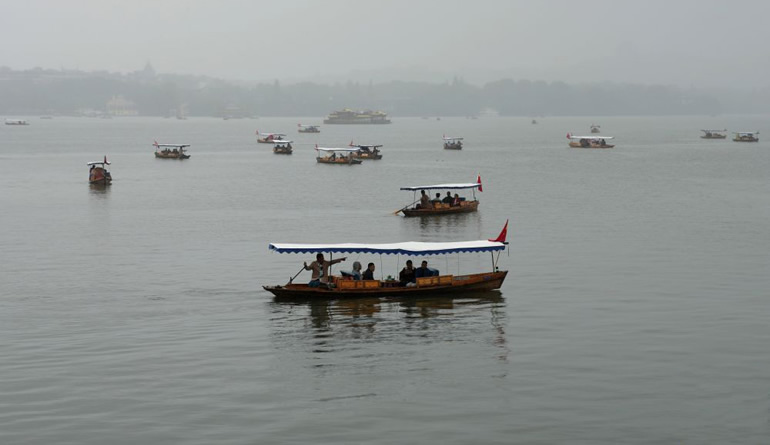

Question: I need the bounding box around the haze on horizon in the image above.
[2,0,768,89]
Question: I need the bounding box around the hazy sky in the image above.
[2,0,768,87]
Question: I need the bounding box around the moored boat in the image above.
[396,178,482,217]
[297,124,320,133]
[701,129,727,139]
[567,134,615,148]
[443,136,463,150]
[273,140,293,154]
[88,156,112,185]
[349,142,383,160]
[153,141,191,159]
[315,146,363,165]
[733,131,759,142]
[263,222,510,300]
[256,131,287,143]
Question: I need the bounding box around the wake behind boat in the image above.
[153,142,191,159]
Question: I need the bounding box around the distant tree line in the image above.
[0,66,766,117]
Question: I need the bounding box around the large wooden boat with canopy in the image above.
[733,131,759,142]
[263,222,509,300]
[443,136,463,150]
[256,131,286,144]
[315,146,363,165]
[153,142,191,159]
[349,142,383,160]
[397,179,481,217]
[88,156,112,185]
[567,134,615,149]
[701,129,727,139]
[297,123,320,133]
[273,140,293,154]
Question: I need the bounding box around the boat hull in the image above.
[401,201,478,217]
[443,143,463,150]
[316,157,362,165]
[353,153,382,160]
[733,138,759,142]
[264,271,507,300]
[701,135,727,139]
[298,129,320,133]
[569,142,614,149]
[273,147,293,154]
[155,151,190,159]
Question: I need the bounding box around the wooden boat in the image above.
[315,146,363,165]
[590,124,601,133]
[567,135,615,149]
[733,131,759,142]
[397,179,481,217]
[273,140,293,154]
[349,142,383,160]
[153,142,191,159]
[5,119,29,125]
[256,130,287,143]
[701,129,727,139]
[263,222,509,300]
[443,136,463,150]
[88,156,112,185]
[297,124,320,133]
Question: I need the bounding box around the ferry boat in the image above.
[590,124,601,133]
[262,222,509,300]
[315,146,362,165]
[323,108,391,125]
[273,140,293,155]
[88,157,112,185]
[5,119,29,125]
[256,131,286,143]
[701,129,727,139]
[396,179,481,217]
[567,134,615,149]
[733,131,759,142]
[443,136,464,150]
[349,142,383,160]
[153,142,191,159]
[297,124,320,133]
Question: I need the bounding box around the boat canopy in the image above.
[443,137,464,141]
[87,161,110,166]
[351,144,382,149]
[701,129,726,133]
[400,183,480,191]
[298,124,318,128]
[154,143,190,148]
[569,136,614,140]
[734,131,759,135]
[274,140,293,145]
[315,147,361,152]
[257,132,286,136]
[269,240,506,256]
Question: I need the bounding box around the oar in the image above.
[288,265,305,284]
[393,199,420,215]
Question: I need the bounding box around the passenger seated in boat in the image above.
[340,261,362,280]
[399,260,416,287]
[431,193,442,205]
[452,193,461,206]
[416,190,431,210]
[415,260,438,278]
[442,192,453,204]
[304,253,347,287]
[580,138,590,147]
[362,262,375,280]
[600,139,606,146]
[329,152,336,160]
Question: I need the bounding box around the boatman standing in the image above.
[304,253,346,287]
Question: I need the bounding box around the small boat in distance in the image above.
[397,179,482,217]
[315,146,363,165]
[5,119,29,125]
[591,124,601,133]
[733,131,759,142]
[256,131,286,143]
[701,129,727,139]
[349,142,383,160]
[273,140,293,155]
[153,142,191,159]
[88,156,112,185]
[262,221,509,300]
[532,119,537,124]
[297,124,320,133]
[567,134,615,149]
[443,136,463,150]
[324,108,391,125]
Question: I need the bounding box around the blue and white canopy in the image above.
[701,129,726,133]
[273,140,293,145]
[269,240,505,256]
[443,136,464,141]
[315,147,361,152]
[734,131,759,135]
[400,183,480,191]
[569,136,614,140]
[153,143,190,148]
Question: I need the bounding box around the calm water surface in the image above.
[1,116,768,444]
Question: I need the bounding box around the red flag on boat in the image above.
[477,174,483,192]
[153,140,158,147]
[489,219,509,243]
[566,132,571,139]
[103,155,107,163]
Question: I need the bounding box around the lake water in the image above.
[1,115,768,444]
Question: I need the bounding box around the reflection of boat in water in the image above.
[590,124,600,133]
[256,131,287,143]
[567,134,615,149]
[397,179,482,217]
[443,136,463,150]
[314,146,363,165]
[297,123,320,133]
[733,131,759,142]
[153,141,191,159]
[88,156,112,185]
[273,140,293,154]
[349,142,383,160]
[701,129,727,139]
[263,222,509,300]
